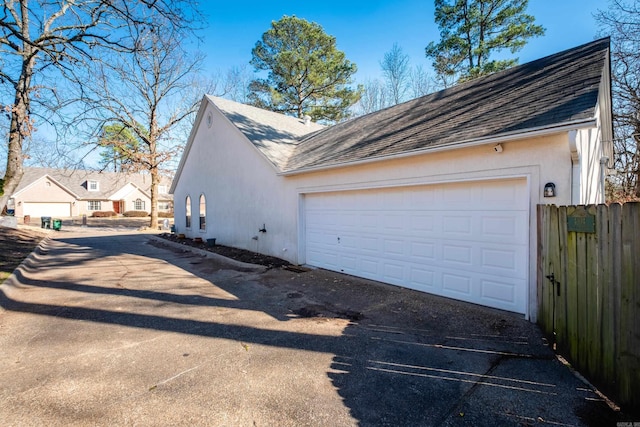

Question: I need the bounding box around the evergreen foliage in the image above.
[425,0,545,84]
[249,16,360,123]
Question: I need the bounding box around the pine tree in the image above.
[425,0,545,84]
[249,16,360,123]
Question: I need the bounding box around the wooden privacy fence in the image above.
[537,202,640,410]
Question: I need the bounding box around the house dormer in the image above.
[87,180,99,191]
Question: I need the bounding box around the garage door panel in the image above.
[360,213,378,228]
[23,202,71,217]
[307,230,334,246]
[442,244,473,265]
[480,213,528,243]
[410,213,435,232]
[409,268,436,290]
[382,213,405,230]
[442,215,472,236]
[442,273,472,296]
[480,182,529,210]
[360,258,380,276]
[359,236,381,253]
[481,279,518,304]
[304,178,529,314]
[383,262,405,282]
[409,241,436,261]
[307,249,339,269]
[480,246,526,276]
[383,238,405,256]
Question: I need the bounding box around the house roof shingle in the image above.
[209,95,325,170]
[13,167,172,200]
[282,37,610,172]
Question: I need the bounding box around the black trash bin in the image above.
[41,216,51,229]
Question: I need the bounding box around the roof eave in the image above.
[169,95,209,194]
[278,118,597,177]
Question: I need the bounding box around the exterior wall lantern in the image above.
[544,182,556,197]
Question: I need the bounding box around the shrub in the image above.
[158,212,173,218]
[123,210,149,217]
[91,211,117,218]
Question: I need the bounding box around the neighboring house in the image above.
[171,38,613,320]
[9,167,173,218]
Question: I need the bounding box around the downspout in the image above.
[600,156,609,203]
[568,130,580,205]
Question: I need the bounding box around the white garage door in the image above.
[304,178,529,314]
[23,202,72,218]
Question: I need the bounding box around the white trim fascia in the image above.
[12,174,80,199]
[279,118,597,177]
[170,96,209,194]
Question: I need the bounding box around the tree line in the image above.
[1,0,638,226]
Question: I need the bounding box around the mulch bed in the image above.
[158,233,291,269]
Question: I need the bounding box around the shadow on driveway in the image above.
[0,232,619,426]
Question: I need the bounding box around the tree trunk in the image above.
[150,166,159,230]
[0,127,25,213]
[1,56,34,213]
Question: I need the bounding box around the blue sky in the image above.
[199,0,609,82]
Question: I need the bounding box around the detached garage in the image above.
[171,39,613,321]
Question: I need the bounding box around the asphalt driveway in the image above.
[0,229,616,426]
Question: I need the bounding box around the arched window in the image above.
[185,196,191,228]
[199,194,206,230]
[134,198,145,210]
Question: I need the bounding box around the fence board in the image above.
[585,205,600,378]
[597,203,615,393]
[556,205,569,352]
[565,206,580,363]
[537,205,552,335]
[537,202,639,410]
[630,203,640,408]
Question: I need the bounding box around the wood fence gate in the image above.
[537,203,639,410]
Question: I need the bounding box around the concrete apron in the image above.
[0,229,615,426]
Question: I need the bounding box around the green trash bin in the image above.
[52,218,62,231]
[41,216,51,229]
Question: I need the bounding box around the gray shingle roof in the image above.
[13,167,172,200]
[283,38,610,172]
[209,95,325,170]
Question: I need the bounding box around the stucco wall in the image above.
[122,188,152,213]
[12,177,77,217]
[173,102,291,260]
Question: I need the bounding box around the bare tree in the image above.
[353,79,388,116]
[408,65,434,98]
[0,0,199,212]
[380,43,411,105]
[353,52,434,117]
[596,0,640,201]
[80,19,203,228]
[221,65,253,103]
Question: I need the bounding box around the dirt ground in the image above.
[158,233,291,268]
[0,226,48,283]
